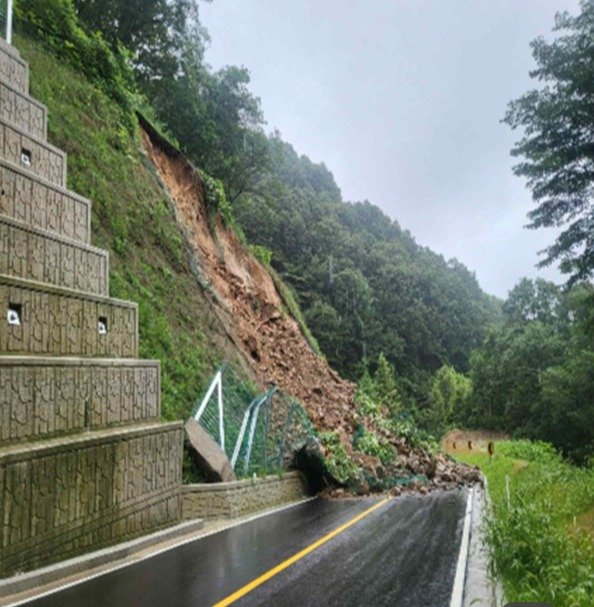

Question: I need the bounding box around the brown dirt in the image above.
[442,428,509,455]
[141,127,479,492]
[574,507,594,540]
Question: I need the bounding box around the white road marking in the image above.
[450,486,474,607]
[3,497,316,607]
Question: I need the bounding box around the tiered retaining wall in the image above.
[0,37,182,578]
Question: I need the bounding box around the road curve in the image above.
[18,489,467,607]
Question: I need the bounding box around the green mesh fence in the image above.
[0,2,6,41]
[192,364,317,478]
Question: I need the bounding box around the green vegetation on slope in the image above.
[457,440,594,606]
[17,34,251,421]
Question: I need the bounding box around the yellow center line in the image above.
[212,496,391,607]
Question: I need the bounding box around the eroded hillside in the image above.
[141,122,478,492]
[141,125,358,432]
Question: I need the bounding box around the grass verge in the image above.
[456,440,594,606]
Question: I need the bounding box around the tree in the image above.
[370,354,402,415]
[467,278,594,462]
[540,350,594,463]
[428,365,471,435]
[504,1,594,282]
[73,0,203,85]
[503,278,564,325]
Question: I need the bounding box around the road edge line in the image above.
[449,485,474,607]
[1,497,316,607]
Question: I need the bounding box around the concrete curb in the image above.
[0,519,204,600]
[459,481,505,607]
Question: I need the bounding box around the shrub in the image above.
[319,431,359,485]
[353,427,396,466]
[250,244,273,266]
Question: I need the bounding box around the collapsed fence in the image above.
[191,363,317,477]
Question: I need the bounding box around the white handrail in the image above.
[194,370,222,423]
[217,373,224,451]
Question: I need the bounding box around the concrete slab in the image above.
[185,418,236,482]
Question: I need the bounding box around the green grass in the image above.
[268,266,322,357]
[457,440,594,606]
[17,34,253,421]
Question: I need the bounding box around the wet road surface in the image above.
[19,489,467,607]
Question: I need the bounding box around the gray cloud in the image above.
[200,0,580,297]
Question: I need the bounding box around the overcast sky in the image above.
[200,0,581,298]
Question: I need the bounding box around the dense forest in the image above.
[15,0,594,462]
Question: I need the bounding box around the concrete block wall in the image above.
[0,358,161,441]
[0,43,183,578]
[0,159,91,244]
[0,118,66,187]
[0,277,137,357]
[0,79,47,140]
[0,216,108,294]
[0,424,182,574]
[182,472,309,521]
[0,40,28,95]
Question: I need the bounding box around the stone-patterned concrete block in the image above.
[0,217,108,295]
[0,423,183,577]
[0,119,66,187]
[182,472,309,521]
[0,41,28,96]
[0,358,161,443]
[0,81,46,140]
[0,159,90,244]
[0,276,137,357]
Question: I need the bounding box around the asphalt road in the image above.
[20,489,467,607]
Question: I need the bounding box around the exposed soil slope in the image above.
[141,124,478,492]
[141,128,357,431]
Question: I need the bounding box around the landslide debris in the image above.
[141,121,478,493]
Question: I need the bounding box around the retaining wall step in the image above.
[0,275,137,358]
[0,78,46,140]
[0,40,28,95]
[0,216,108,295]
[0,117,66,187]
[0,421,183,578]
[0,158,90,245]
[0,356,161,444]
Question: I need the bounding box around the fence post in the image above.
[6,0,13,45]
[217,374,224,451]
[193,370,222,423]
[243,387,277,475]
